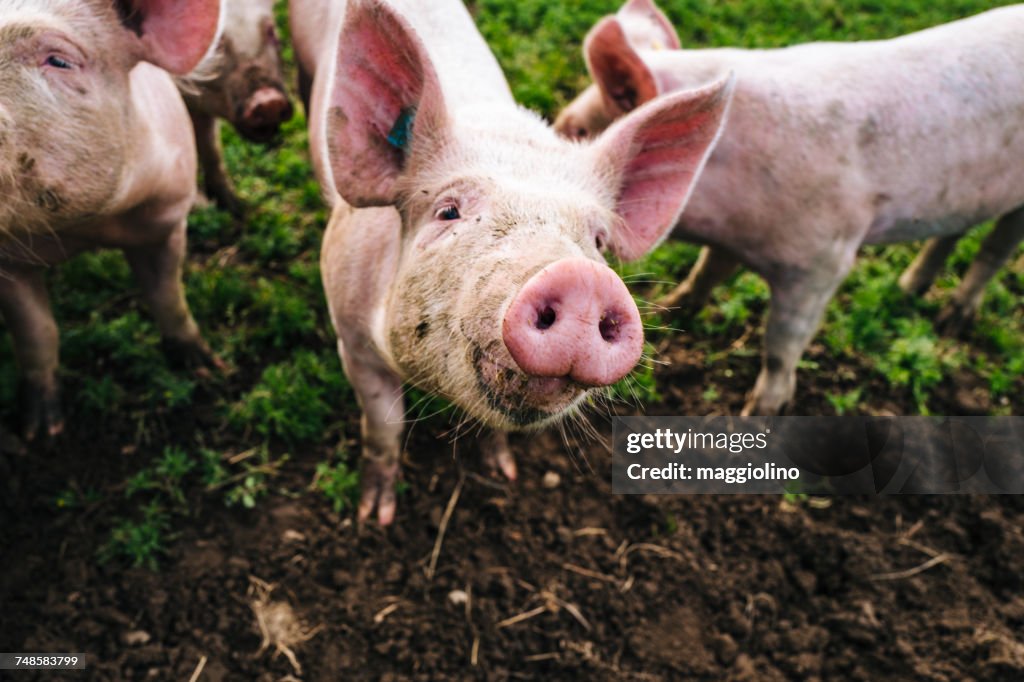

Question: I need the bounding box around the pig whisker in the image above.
[619,271,658,282]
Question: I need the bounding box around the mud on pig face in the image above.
[0,0,220,234]
[327,0,733,430]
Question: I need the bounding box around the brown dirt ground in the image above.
[2,335,1024,681]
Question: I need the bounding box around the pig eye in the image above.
[266,24,280,46]
[436,205,461,221]
[45,55,73,70]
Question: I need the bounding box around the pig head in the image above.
[180,0,292,142]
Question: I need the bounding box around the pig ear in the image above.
[326,0,449,207]
[585,17,659,116]
[618,0,682,51]
[115,0,222,75]
[590,73,735,261]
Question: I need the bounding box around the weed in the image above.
[99,499,171,570]
[312,454,361,514]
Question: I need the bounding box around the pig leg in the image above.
[191,110,243,217]
[0,270,63,441]
[123,222,223,373]
[898,235,959,295]
[936,207,1024,335]
[658,246,739,312]
[339,341,405,526]
[479,430,517,481]
[742,256,855,416]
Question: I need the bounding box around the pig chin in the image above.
[471,344,588,430]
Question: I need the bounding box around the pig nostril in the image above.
[536,306,556,330]
[599,311,622,343]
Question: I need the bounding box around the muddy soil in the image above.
[2,339,1023,681]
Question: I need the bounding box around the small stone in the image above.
[542,471,561,489]
[121,630,151,646]
[448,590,469,606]
[282,529,306,543]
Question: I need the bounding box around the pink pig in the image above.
[556,0,1024,415]
[0,0,224,441]
[289,0,734,523]
[178,0,294,215]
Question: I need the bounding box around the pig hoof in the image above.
[19,382,64,444]
[741,395,787,417]
[935,304,972,337]
[162,337,228,376]
[358,459,400,526]
[481,440,517,481]
[207,186,246,218]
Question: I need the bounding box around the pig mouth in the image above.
[472,346,587,429]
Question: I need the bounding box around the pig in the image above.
[178,0,294,215]
[555,0,1024,416]
[289,0,734,523]
[0,0,224,441]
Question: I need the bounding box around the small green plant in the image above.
[312,455,360,514]
[826,387,863,415]
[225,474,268,509]
[702,384,721,403]
[99,499,171,570]
[229,350,349,443]
[782,479,809,506]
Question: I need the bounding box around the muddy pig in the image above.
[178,0,293,215]
[289,0,734,523]
[556,0,1024,416]
[0,0,224,441]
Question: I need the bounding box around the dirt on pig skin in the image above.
[2,401,1024,681]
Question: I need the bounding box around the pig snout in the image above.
[502,257,643,387]
[237,87,293,141]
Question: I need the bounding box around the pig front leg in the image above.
[0,269,63,441]
[742,256,854,416]
[338,341,405,526]
[658,246,739,312]
[124,222,223,374]
[936,207,1024,335]
[898,235,959,296]
[191,110,244,217]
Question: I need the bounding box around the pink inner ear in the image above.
[133,0,221,74]
[585,17,659,114]
[327,0,446,207]
[598,75,735,261]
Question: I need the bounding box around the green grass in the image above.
[3,0,1022,564]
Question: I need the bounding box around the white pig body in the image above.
[556,0,1024,415]
[290,0,734,523]
[645,14,1024,259]
[0,0,224,440]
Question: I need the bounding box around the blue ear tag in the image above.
[387,107,417,151]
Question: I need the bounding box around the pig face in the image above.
[0,0,220,236]
[555,0,678,140]
[327,0,732,430]
[184,0,293,142]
